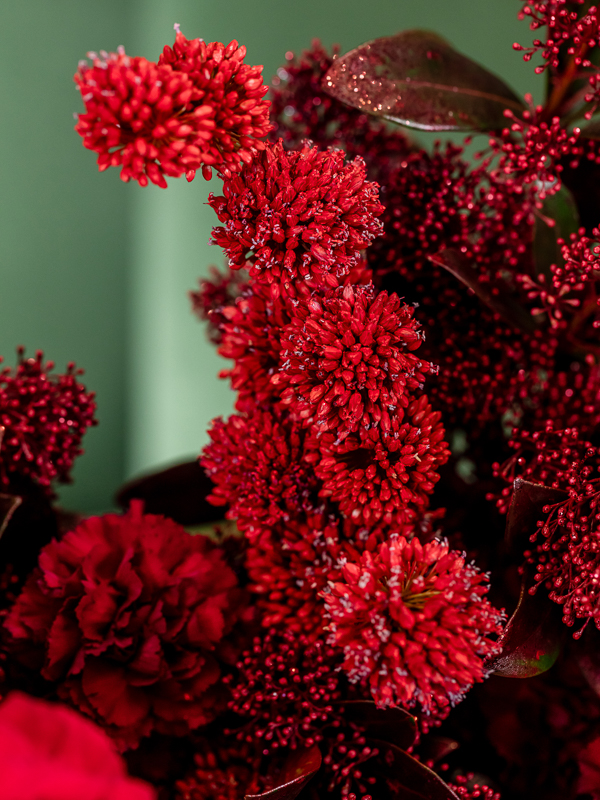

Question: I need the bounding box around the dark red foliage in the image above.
[4,503,247,750]
[209,141,384,294]
[0,349,96,490]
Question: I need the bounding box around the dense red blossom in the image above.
[273,284,433,436]
[4,503,245,749]
[209,141,384,293]
[190,266,247,345]
[513,0,599,72]
[0,692,155,800]
[159,28,271,180]
[216,282,290,412]
[0,349,96,489]
[201,408,317,540]
[323,536,504,716]
[305,394,449,526]
[75,50,217,187]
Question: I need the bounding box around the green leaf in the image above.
[322,29,524,132]
[533,184,580,278]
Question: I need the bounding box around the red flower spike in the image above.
[0,692,155,800]
[305,394,449,527]
[201,407,317,541]
[273,283,434,436]
[209,141,384,293]
[4,503,246,750]
[159,28,271,179]
[75,49,217,187]
[322,536,504,716]
[190,265,247,345]
[0,349,96,489]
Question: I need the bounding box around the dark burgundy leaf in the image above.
[339,700,417,750]
[417,737,460,767]
[580,118,600,141]
[576,626,600,697]
[487,575,563,678]
[245,745,322,800]
[0,494,22,540]
[115,460,221,526]
[533,184,580,278]
[322,30,524,132]
[428,249,538,333]
[372,741,459,800]
[505,478,566,551]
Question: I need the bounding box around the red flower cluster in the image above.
[0,692,155,800]
[0,349,96,489]
[450,775,501,800]
[190,265,246,345]
[75,28,270,187]
[323,536,504,716]
[4,502,245,749]
[273,284,433,436]
[209,140,384,293]
[306,394,449,527]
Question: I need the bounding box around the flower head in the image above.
[305,394,449,526]
[159,28,271,180]
[274,284,433,435]
[4,502,245,749]
[0,692,155,800]
[201,408,317,540]
[190,265,247,345]
[0,349,96,489]
[75,49,216,187]
[323,536,504,715]
[209,141,384,293]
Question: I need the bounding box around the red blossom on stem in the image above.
[159,28,271,181]
[305,394,449,527]
[4,502,246,750]
[209,141,384,293]
[449,775,501,799]
[190,266,247,345]
[0,349,96,489]
[273,284,433,437]
[322,536,504,716]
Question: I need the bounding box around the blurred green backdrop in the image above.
[0,0,542,512]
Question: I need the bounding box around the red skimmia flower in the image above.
[0,692,155,800]
[4,502,246,750]
[209,140,384,293]
[305,393,449,526]
[158,28,271,180]
[273,284,433,436]
[0,349,96,489]
[322,535,504,716]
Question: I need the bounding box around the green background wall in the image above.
[0,1,542,512]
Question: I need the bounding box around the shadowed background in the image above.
[0,0,542,512]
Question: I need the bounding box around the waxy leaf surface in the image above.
[245,745,321,800]
[372,742,459,799]
[505,478,566,551]
[322,30,524,132]
[339,700,417,750]
[429,249,538,333]
[488,575,562,678]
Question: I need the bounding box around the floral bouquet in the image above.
[3,2,600,798]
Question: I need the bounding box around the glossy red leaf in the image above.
[487,575,563,678]
[0,493,22,540]
[372,741,459,800]
[322,30,524,132]
[505,478,566,551]
[339,700,417,751]
[115,460,221,526]
[428,249,538,333]
[245,745,321,800]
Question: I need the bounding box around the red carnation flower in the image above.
[209,140,384,293]
[159,28,271,181]
[323,535,504,716]
[0,349,96,489]
[75,49,217,187]
[273,283,433,435]
[4,502,245,750]
[0,692,154,800]
[201,408,317,540]
[305,394,449,526]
